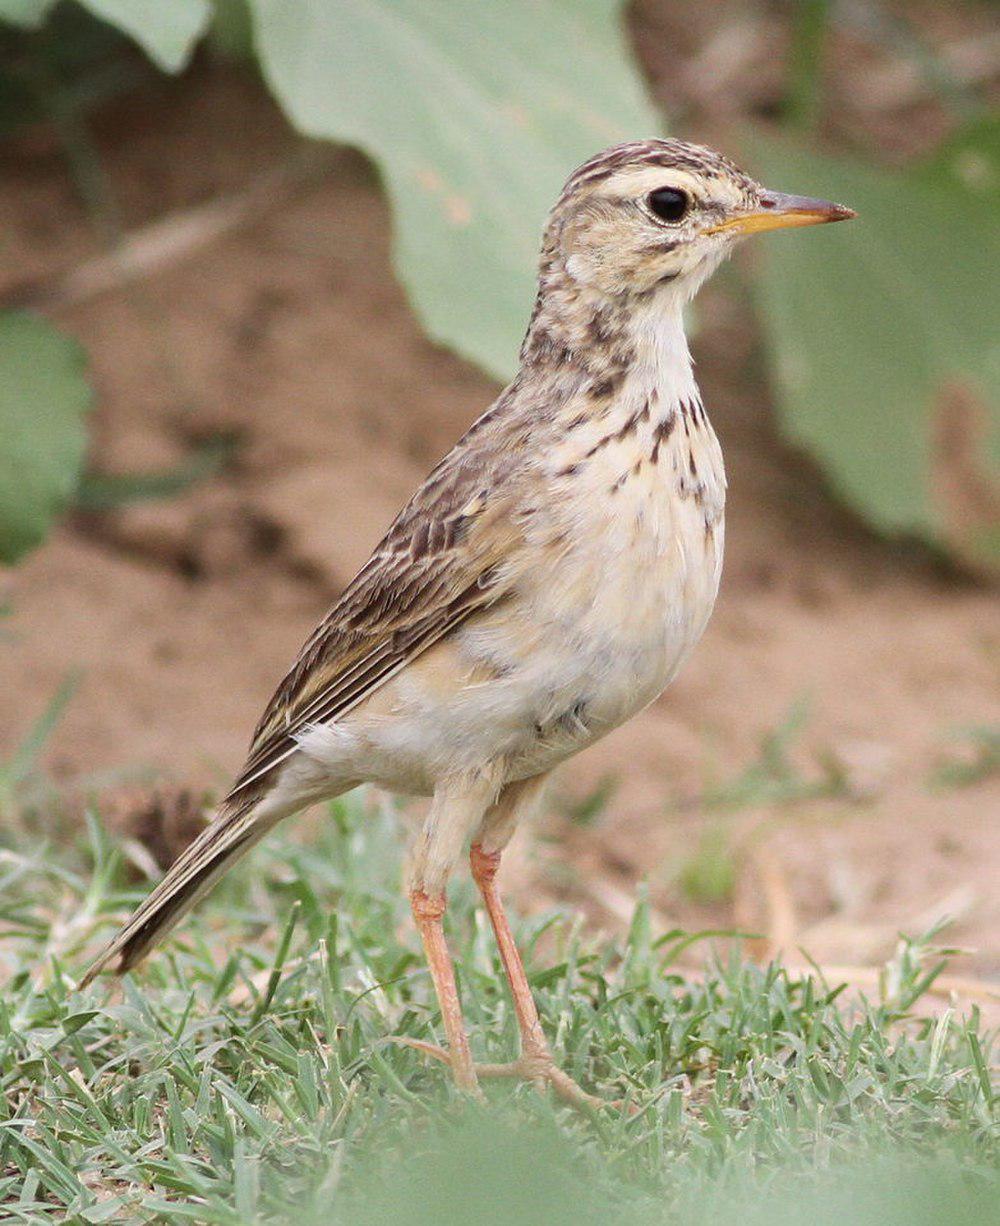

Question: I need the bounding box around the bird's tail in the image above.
[79,795,282,987]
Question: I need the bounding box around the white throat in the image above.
[625,292,701,418]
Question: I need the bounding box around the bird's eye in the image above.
[647,187,690,223]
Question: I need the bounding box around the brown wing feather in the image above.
[227,428,526,799]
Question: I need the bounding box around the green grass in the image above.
[0,791,996,1223]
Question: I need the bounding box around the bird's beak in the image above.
[706,191,856,237]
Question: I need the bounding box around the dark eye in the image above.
[648,187,690,223]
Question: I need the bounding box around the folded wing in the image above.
[228,440,524,800]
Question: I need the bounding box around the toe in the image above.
[389,1036,451,1064]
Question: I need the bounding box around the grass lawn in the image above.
[0,791,996,1223]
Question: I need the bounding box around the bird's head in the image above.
[543,139,855,303]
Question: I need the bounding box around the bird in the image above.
[81,138,854,1107]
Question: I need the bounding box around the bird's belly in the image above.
[297,467,723,794]
[504,483,724,773]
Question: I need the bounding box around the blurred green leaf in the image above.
[0,312,93,563]
[207,0,254,60]
[75,0,211,72]
[0,0,211,71]
[751,124,999,571]
[249,0,660,380]
[0,0,57,28]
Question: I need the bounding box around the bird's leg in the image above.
[395,771,603,1109]
[469,843,548,1062]
[408,886,479,1095]
[468,841,603,1111]
[394,770,503,1097]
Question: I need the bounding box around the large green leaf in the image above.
[0,313,93,564]
[0,0,211,71]
[0,0,57,27]
[750,127,999,571]
[249,0,660,380]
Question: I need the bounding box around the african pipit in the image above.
[83,140,854,1106]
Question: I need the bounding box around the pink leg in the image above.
[469,843,603,1109]
[469,845,548,1059]
[408,887,479,1094]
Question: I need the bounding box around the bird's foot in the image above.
[393,1037,606,1111]
[475,1053,607,1111]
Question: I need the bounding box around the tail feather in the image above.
[80,798,275,987]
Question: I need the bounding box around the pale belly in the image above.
[299,460,725,796]
[495,469,725,780]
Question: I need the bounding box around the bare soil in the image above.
[0,26,997,999]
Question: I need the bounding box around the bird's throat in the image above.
[522,269,697,401]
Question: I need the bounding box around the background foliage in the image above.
[0,313,91,561]
[753,123,1000,571]
[0,0,996,568]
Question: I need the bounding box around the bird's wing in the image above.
[227,441,524,799]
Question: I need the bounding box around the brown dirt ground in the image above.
[1,10,997,1003]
